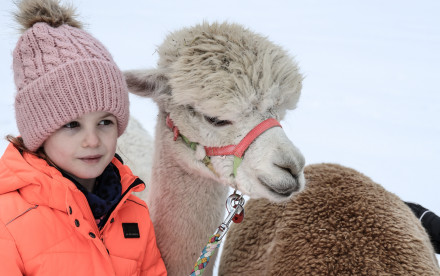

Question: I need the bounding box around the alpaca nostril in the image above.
[258,166,302,198]
[275,164,298,180]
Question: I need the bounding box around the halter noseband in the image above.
[166,114,282,177]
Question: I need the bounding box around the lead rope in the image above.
[189,192,245,276]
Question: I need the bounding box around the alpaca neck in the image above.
[148,113,229,275]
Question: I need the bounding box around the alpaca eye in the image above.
[187,105,196,116]
[204,116,232,127]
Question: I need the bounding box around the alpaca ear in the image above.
[124,69,171,99]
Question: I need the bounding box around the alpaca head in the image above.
[125,22,305,202]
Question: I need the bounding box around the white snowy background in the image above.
[1,0,439,271]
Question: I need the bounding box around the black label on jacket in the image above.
[122,223,140,238]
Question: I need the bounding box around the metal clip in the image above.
[214,192,245,240]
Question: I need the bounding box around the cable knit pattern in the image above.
[13,22,129,151]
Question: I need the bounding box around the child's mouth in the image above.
[79,155,102,163]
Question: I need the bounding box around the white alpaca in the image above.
[117,116,153,201]
[121,22,306,275]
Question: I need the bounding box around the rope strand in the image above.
[190,234,221,276]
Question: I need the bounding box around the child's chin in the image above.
[72,168,104,181]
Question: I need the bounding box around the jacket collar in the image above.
[0,143,145,213]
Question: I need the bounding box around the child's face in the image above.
[44,111,118,184]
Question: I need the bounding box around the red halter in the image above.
[204,118,281,158]
[166,114,282,176]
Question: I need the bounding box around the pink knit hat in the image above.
[13,0,129,152]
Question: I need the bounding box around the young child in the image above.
[0,0,166,275]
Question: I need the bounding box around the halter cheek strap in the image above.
[166,115,181,142]
[205,118,281,176]
[166,114,282,177]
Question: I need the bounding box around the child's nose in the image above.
[82,130,100,148]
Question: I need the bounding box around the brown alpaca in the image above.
[220,163,440,275]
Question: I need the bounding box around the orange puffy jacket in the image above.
[0,143,167,276]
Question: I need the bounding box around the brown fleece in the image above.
[220,163,439,275]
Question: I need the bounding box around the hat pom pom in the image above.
[14,0,83,32]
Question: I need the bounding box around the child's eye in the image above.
[99,119,114,126]
[63,121,80,128]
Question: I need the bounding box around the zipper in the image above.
[6,205,39,226]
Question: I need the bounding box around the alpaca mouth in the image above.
[258,177,298,198]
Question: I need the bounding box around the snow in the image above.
[1,0,439,271]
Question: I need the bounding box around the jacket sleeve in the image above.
[140,218,167,276]
[0,221,24,275]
